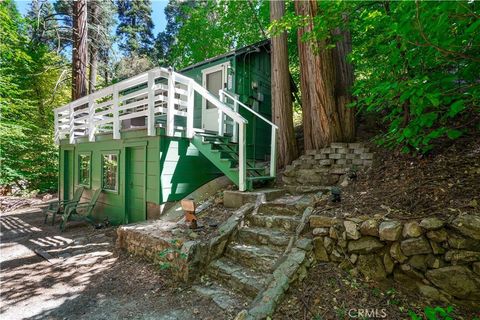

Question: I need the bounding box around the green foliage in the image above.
[165,0,270,69]
[157,240,188,278]
[349,1,480,154]
[116,0,154,56]
[0,0,69,193]
[408,306,454,320]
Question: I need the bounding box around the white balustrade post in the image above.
[69,103,75,144]
[239,123,247,191]
[186,80,194,138]
[147,70,155,136]
[270,127,277,177]
[88,96,95,142]
[167,68,175,136]
[112,84,120,139]
[232,94,239,143]
[218,90,225,136]
[54,109,59,144]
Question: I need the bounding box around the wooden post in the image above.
[147,70,155,136]
[167,69,175,136]
[238,123,246,191]
[270,127,277,177]
[186,80,194,138]
[69,103,75,144]
[112,85,120,139]
[54,109,59,144]
[218,90,225,136]
[232,94,239,143]
[88,96,95,142]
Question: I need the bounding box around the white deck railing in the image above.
[53,66,276,191]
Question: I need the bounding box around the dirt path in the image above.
[0,200,225,320]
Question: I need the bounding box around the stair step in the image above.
[246,176,275,181]
[207,258,268,298]
[211,149,238,154]
[237,227,291,247]
[225,243,281,272]
[193,283,249,312]
[247,214,301,232]
[257,203,301,216]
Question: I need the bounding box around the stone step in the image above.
[225,242,281,272]
[257,203,299,216]
[207,257,268,298]
[247,214,301,233]
[193,283,249,313]
[237,226,291,248]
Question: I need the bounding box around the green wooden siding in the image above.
[58,128,220,225]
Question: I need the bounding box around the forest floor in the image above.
[0,200,225,320]
[313,135,480,220]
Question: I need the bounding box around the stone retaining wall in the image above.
[283,142,374,186]
[309,213,480,307]
[116,203,254,282]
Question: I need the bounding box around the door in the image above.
[126,146,146,223]
[201,63,229,131]
[63,150,74,201]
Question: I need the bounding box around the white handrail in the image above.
[53,66,256,191]
[219,90,278,178]
[220,90,278,129]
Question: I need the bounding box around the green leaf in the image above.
[426,93,440,107]
[448,100,465,117]
[446,129,462,139]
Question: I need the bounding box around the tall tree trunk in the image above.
[72,0,88,100]
[89,1,98,93]
[295,1,355,150]
[270,0,298,168]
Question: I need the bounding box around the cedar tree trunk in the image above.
[72,0,88,100]
[270,0,298,168]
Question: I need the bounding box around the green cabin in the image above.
[54,40,278,225]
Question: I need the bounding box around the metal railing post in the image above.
[167,68,175,136]
[147,70,155,136]
[239,123,246,191]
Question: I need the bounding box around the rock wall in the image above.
[309,213,480,307]
[283,142,373,186]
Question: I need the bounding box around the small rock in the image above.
[324,237,334,253]
[383,252,394,274]
[400,236,432,256]
[473,262,480,275]
[344,221,361,240]
[419,217,444,230]
[310,215,339,228]
[379,221,402,241]
[313,237,329,262]
[426,266,480,300]
[408,255,428,272]
[400,264,424,280]
[357,254,387,281]
[359,219,379,237]
[448,233,480,250]
[189,232,198,239]
[347,236,384,254]
[402,221,423,238]
[426,229,447,242]
[416,283,450,303]
[450,214,480,240]
[445,250,480,263]
[429,240,445,255]
[330,249,343,262]
[350,253,358,264]
[426,255,443,269]
[390,242,408,263]
[312,227,329,236]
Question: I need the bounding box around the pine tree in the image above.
[116,0,154,56]
[26,0,59,50]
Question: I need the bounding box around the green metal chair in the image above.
[60,188,102,232]
[44,186,85,226]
